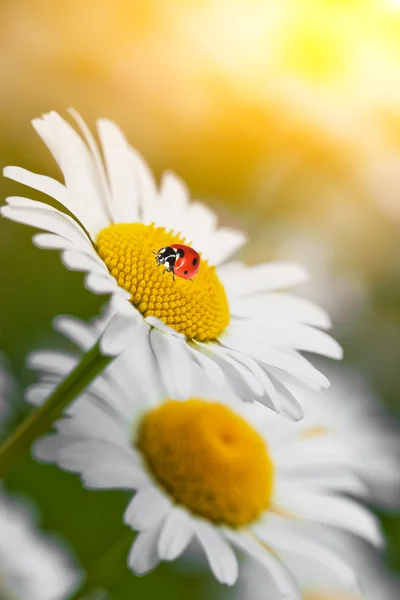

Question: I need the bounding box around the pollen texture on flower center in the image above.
[136,399,274,527]
[97,223,230,341]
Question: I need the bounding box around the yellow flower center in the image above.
[136,399,274,527]
[97,223,230,341]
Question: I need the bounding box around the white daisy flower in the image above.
[2,110,342,419]
[27,314,380,595]
[0,488,79,600]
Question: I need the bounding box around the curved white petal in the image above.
[128,522,163,576]
[219,334,330,390]
[25,382,55,406]
[157,170,189,234]
[253,521,359,594]
[84,272,122,296]
[129,147,158,225]
[99,311,141,357]
[224,528,301,599]
[68,107,111,210]
[227,322,343,360]
[3,166,69,207]
[187,344,226,386]
[123,487,172,531]
[32,233,93,253]
[205,227,247,266]
[194,341,264,396]
[185,200,217,252]
[97,119,140,223]
[1,200,92,246]
[61,249,109,275]
[32,111,110,236]
[273,491,384,547]
[158,508,194,561]
[33,435,70,462]
[229,293,332,329]
[150,329,193,399]
[53,315,98,351]
[222,262,308,297]
[195,521,238,586]
[27,350,77,378]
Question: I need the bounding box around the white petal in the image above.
[194,341,264,396]
[33,111,110,236]
[157,170,189,233]
[32,232,92,253]
[185,201,217,252]
[223,349,283,413]
[84,273,121,295]
[54,441,146,492]
[128,522,163,575]
[130,147,158,225]
[123,487,172,531]
[228,322,343,360]
[25,382,55,406]
[219,334,330,390]
[150,329,192,399]
[99,311,141,356]
[145,316,185,339]
[275,435,359,471]
[1,200,92,246]
[229,293,332,329]
[195,521,238,586]
[68,107,111,209]
[187,344,226,386]
[253,521,359,594]
[82,464,149,490]
[158,508,194,561]
[28,350,77,377]
[97,119,140,223]
[61,249,109,275]
[3,166,69,207]
[276,474,368,497]
[205,227,247,265]
[223,262,308,298]
[33,435,68,462]
[53,315,98,351]
[273,492,384,547]
[32,114,62,167]
[224,529,301,599]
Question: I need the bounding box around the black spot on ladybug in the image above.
[192,258,198,266]
[184,270,188,275]
[176,249,185,258]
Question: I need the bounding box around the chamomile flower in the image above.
[0,489,79,600]
[27,314,379,595]
[2,110,342,419]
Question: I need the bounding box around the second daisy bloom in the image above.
[27,313,379,595]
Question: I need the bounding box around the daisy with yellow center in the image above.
[2,110,342,419]
[28,314,382,593]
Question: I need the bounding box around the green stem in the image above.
[0,343,113,479]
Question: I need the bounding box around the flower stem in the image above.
[0,343,113,479]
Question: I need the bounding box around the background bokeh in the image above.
[1,0,400,598]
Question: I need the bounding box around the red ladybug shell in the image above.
[170,244,200,279]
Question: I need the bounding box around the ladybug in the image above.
[154,244,200,280]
